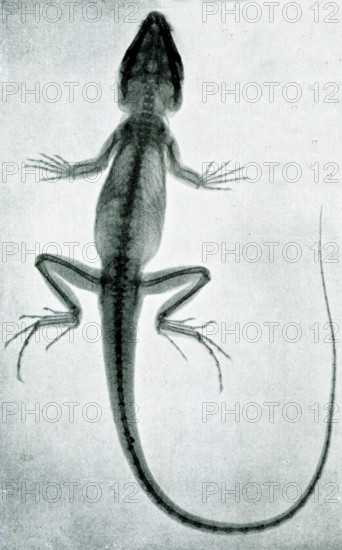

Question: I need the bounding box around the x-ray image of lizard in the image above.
[7,11,336,534]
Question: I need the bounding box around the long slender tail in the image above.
[105,209,336,534]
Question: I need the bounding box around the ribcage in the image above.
[95,143,166,267]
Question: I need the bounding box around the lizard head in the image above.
[119,11,184,114]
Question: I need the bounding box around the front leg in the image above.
[166,137,246,190]
[25,126,122,181]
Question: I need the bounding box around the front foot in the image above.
[199,161,248,190]
[5,307,80,381]
[25,153,72,181]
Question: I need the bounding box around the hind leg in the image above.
[6,253,101,380]
[142,266,230,392]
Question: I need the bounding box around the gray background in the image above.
[1,0,341,548]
